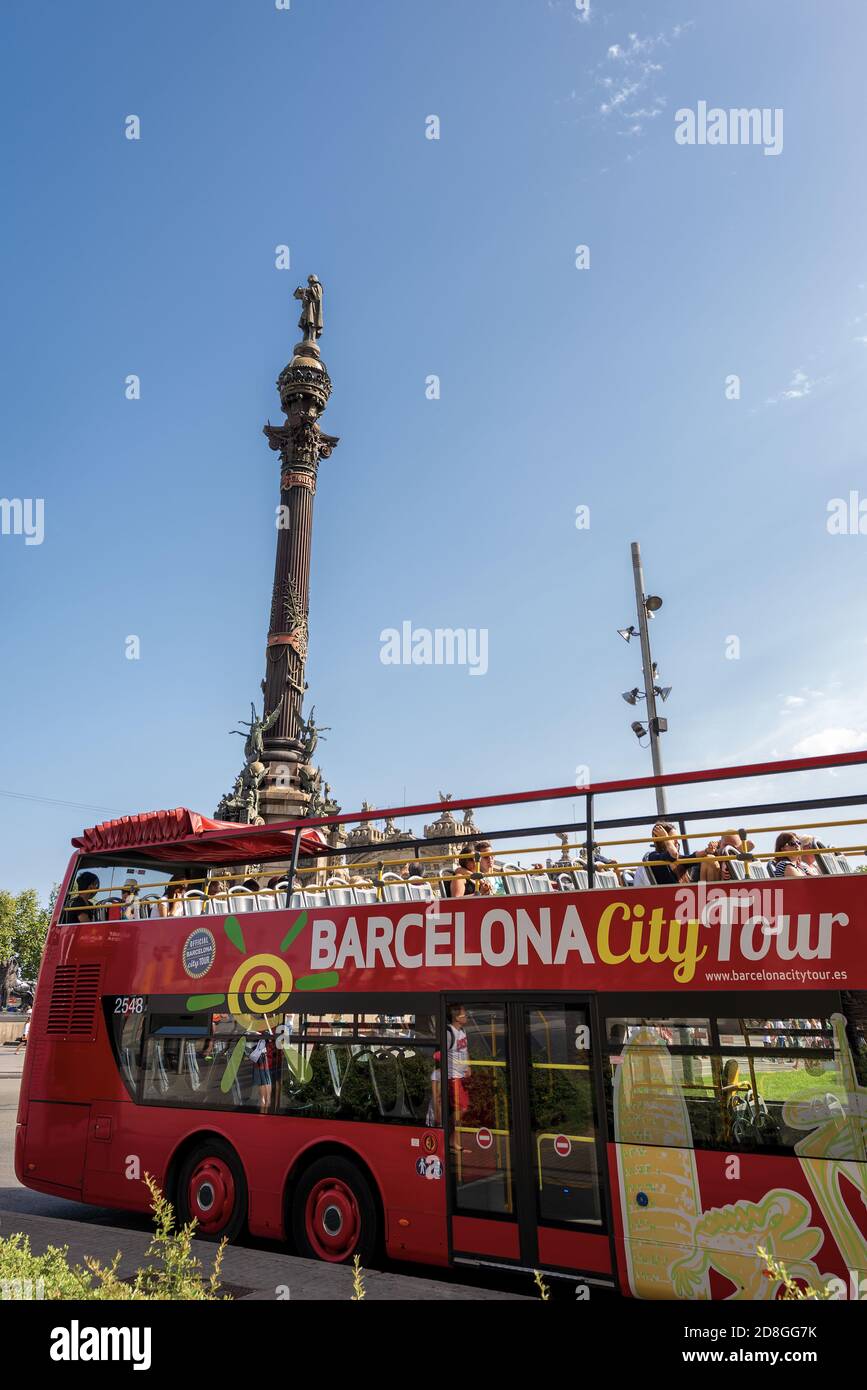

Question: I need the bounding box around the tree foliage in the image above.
[0,886,56,982]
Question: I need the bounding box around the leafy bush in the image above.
[0,1176,226,1301]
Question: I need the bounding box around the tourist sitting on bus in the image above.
[119,878,141,920]
[476,841,504,895]
[158,872,187,917]
[797,837,822,877]
[693,831,755,883]
[448,852,479,898]
[65,871,101,923]
[770,833,805,878]
[645,824,690,886]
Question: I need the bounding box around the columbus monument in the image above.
[216,276,340,825]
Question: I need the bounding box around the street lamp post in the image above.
[630,541,667,816]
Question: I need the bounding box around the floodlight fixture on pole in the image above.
[630,541,668,815]
[617,627,637,643]
[622,688,642,706]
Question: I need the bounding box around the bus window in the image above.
[276,1011,438,1125]
[604,999,867,1155]
[526,1005,601,1225]
[450,1005,513,1218]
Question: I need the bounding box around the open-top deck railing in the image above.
[65,749,867,918]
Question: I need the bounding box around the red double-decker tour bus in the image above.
[16,752,867,1298]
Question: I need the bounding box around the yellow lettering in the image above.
[669,918,707,984]
[647,908,670,963]
[597,902,631,965]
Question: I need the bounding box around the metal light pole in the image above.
[630,541,667,816]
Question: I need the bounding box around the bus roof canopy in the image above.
[71,808,325,865]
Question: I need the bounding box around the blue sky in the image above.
[2,0,867,897]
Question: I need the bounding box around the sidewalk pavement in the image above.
[0,1208,529,1301]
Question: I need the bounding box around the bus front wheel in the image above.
[176,1138,247,1242]
[291,1156,379,1265]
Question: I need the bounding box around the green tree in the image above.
[0,886,55,988]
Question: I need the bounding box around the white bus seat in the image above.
[383,878,410,904]
[228,889,258,915]
[408,878,434,901]
[326,885,354,907]
[182,891,207,917]
[529,873,553,894]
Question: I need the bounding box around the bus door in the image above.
[444,997,613,1282]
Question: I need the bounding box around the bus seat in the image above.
[326,885,354,907]
[228,889,258,915]
[383,877,410,903]
[594,870,619,890]
[182,891,206,917]
[407,878,434,901]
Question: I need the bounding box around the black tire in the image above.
[291,1155,379,1266]
[175,1137,247,1243]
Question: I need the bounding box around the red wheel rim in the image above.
[305,1178,361,1262]
[188,1156,236,1234]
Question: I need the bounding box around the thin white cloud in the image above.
[765,367,823,405]
[792,728,867,757]
[594,23,691,135]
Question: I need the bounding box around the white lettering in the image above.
[553,905,595,965]
[310,920,337,969]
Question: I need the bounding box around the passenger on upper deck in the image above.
[695,830,756,883]
[770,832,805,878]
[119,878,140,921]
[476,841,504,895]
[158,872,187,918]
[644,823,690,886]
[65,871,101,923]
[448,851,479,898]
[797,837,822,877]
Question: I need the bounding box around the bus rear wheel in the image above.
[176,1139,247,1242]
[291,1156,379,1265]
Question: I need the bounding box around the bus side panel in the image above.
[21,1100,90,1194]
[79,1105,449,1265]
[609,1142,862,1299]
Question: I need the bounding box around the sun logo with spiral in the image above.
[186,911,339,1093]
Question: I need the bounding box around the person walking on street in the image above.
[14,1007,32,1054]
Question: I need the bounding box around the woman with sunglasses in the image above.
[772,832,805,878]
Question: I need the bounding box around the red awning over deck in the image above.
[72,808,325,865]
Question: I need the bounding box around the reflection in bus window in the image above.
[449,1005,513,1217]
[526,1005,601,1225]
[605,999,867,1154]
